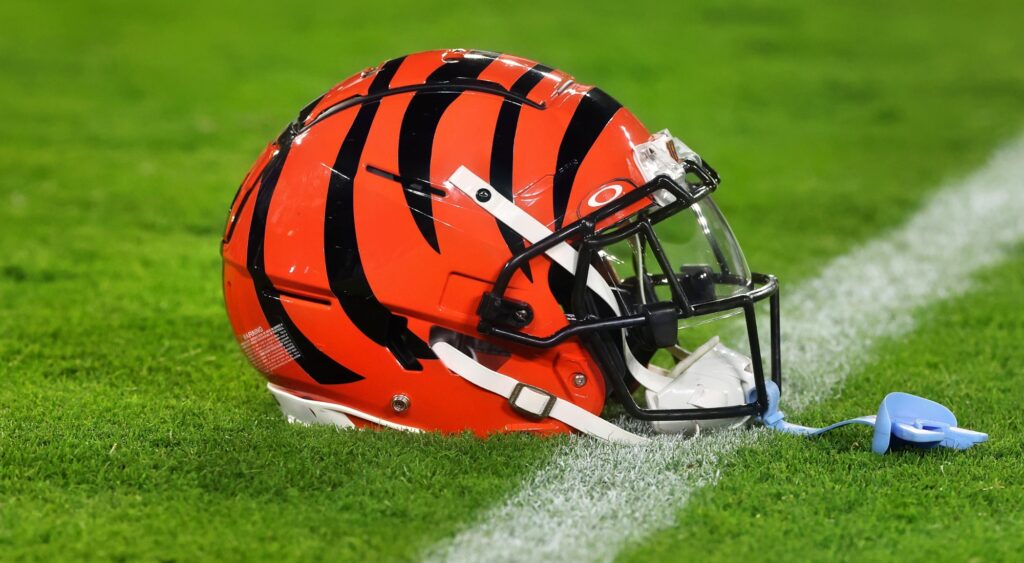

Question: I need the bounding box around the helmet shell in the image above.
[222,49,652,436]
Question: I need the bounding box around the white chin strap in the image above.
[432,342,648,445]
[443,166,753,444]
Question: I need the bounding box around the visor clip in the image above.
[477,292,534,329]
[679,265,716,305]
[639,302,679,348]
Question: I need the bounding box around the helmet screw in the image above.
[442,49,468,62]
[391,394,411,413]
[475,188,491,202]
[513,309,530,323]
[572,373,587,388]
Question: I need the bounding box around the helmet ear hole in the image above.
[428,327,512,372]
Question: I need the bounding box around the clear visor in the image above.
[600,196,752,325]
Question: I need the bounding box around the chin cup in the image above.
[644,337,757,435]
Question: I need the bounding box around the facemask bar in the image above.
[474,171,782,422]
[477,175,709,340]
[585,229,781,421]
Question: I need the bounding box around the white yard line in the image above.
[426,135,1024,563]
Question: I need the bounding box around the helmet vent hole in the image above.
[365,165,447,197]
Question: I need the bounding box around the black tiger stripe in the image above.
[225,180,247,229]
[297,93,326,126]
[547,262,575,316]
[224,150,277,245]
[322,57,436,370]
[245,142,365,385]
[398,52,499,253]
[551,87,622,229]
[489,63,553,282]
[222,178,256,245]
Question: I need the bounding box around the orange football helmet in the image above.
[222,49,780,443]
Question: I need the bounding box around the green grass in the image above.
[2,0,1024,560]
[622,250,1024,562]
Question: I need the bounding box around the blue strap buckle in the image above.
[755,383,988,454]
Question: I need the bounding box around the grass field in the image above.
[2,1,1024,561]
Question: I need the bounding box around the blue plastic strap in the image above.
[754,382,987,454]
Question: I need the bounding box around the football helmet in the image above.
[222,49,780,444]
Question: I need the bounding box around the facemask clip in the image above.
[639,302,679,348]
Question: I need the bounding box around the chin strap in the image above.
[432,342,650,445]
[435,337,987,453]
[755,382,988,454]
